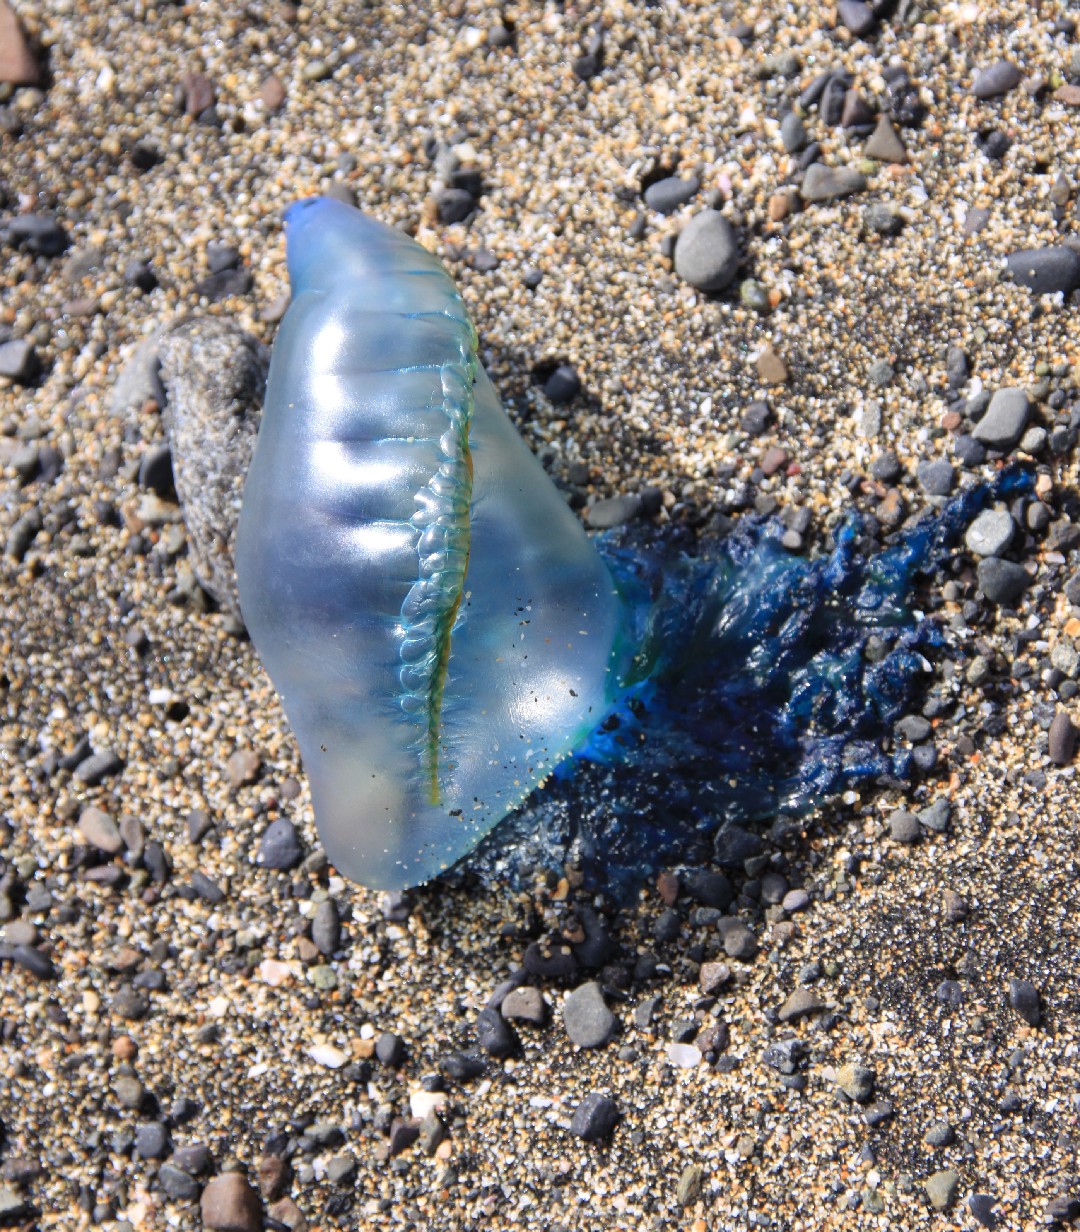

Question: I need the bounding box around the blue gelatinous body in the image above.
[237,198,629,889]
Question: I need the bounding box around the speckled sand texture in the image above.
[1,1,1080,1229]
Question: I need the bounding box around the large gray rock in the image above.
[1006,246,1080,296]
[159,318,269,617]
[972,388,1029,451]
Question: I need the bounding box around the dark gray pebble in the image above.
[762,1038,805,1074]
[973,388,1029,449]
[312,899,341,955]
[896,715,931,741]
[864,203,902,235]
[1006,246,1080,296]
[257,818,302,870]
[375,1030,405,1066]
[135,1121,170,1159]
[935,979,964,1006]
[925,1121,955,1147]
[585,494,642,529]
[1048,710,1076,765]
[918,800,950,834]
[112,986,150,1021]
[0,338,39,382]
[741,401,770,435]
[685,870,734,910]
[977,557,1030,605]
[837,0,875,35]
[918,459,955,496]
[562,981,617,1048]
[523,939,579,979]
[194,269,253,300]
[779,111,806,153]
[568,1092,619,1142]
[673,211,739,292]
[543,364,581,403]
[888,810,921,843]
[863,1100,893,1127]
[12,943,55,980]
[643,176,699,214]
[972,61,1022,99]
[206,242,240,273]
[138,443,174,498]
[801,164,866,202]
[441,1050,486,1081]
[435,188,475,225]
[1007,977,1041,1026]
[158,1163,202,1202]
[475,1007,517,1058]
[968,1193,997,1229]
[5,213,68,255]
[73,749,122,785]
[953,434,986,466]
[190,871,225,904]
[125,259,157,292]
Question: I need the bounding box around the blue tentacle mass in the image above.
[238,196,1031,893]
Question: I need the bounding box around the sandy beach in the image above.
[1,0,1079,1228]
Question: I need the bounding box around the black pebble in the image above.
[569,1092,619,1141]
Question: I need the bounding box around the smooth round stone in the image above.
[1006,246,1080,296]
[801,163,867,202]
[779,111,806,152]
[643,175,699,214]
[972,60,1022,99]
[972,388,1029,450]
[977,557,1030,605]
[673,211,739,291]
[964,509,1015,557]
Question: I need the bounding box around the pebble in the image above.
[12,943,55,980]
[1046,1196,1080,1224]
[585,494,642,528]
[501,985,547,1025]
[756,345,788,385]
[917,459,954,497]
[5,213,68,256]
[1006,247,1080,297]
[568,1092,619,1142]
[562,981,617,1048]
[643,176,699,214]
[863,115,907,163]
[673,211,739,292]
[312,899,340,955]
[134,1121,170,1159]
[0,0,39,84]
[972,61,1022,99]
[837,0,875,36]
[475,1007,517,1058]
[918,800,950,834]
[763,1037,805,1074]
[1007,978,1041,1027]
[73,748,122,785]
[779,111,806,153]
[965,510,1015,557]
[159,318,268,615]
[800,164,866,203]
[542,364,581,403]
[777,988,826,1022]
[977,558,1030,605]
[77,805,124,854]
[375,1030,406,1067]
[257,818,302,870]
[677,1163,704,1206]
[200,1172,263,1232]
[699,960,730,995]
[888,809,921,843]
[973,388,1029,450]
[835,1063,875,1103]
[924,1169,960,1211]
[1048,710,1076,765]
[159,1162,202,1202]
[0,338,38,382]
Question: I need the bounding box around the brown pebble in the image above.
[111,1035,138,1061]
[656,869,679,905]
[940,410,962,432]
[268,1197,308,1231]
[760,446,789,477]
[699,960,731,995]
[182,70,216,117]
[767,191,791,222]
[756,344,789,384]
[501,985,547,1025]
[1055,84,1080,106]
[260,74,286,110]
[256,1152,290,1200]
[226,748,261,787]
[0,0,39,85]
[875,487,905,527]
[200,1172,262,1232]
[1048,709,1076,765]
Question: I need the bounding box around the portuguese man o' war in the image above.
[237,195,1032,893]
